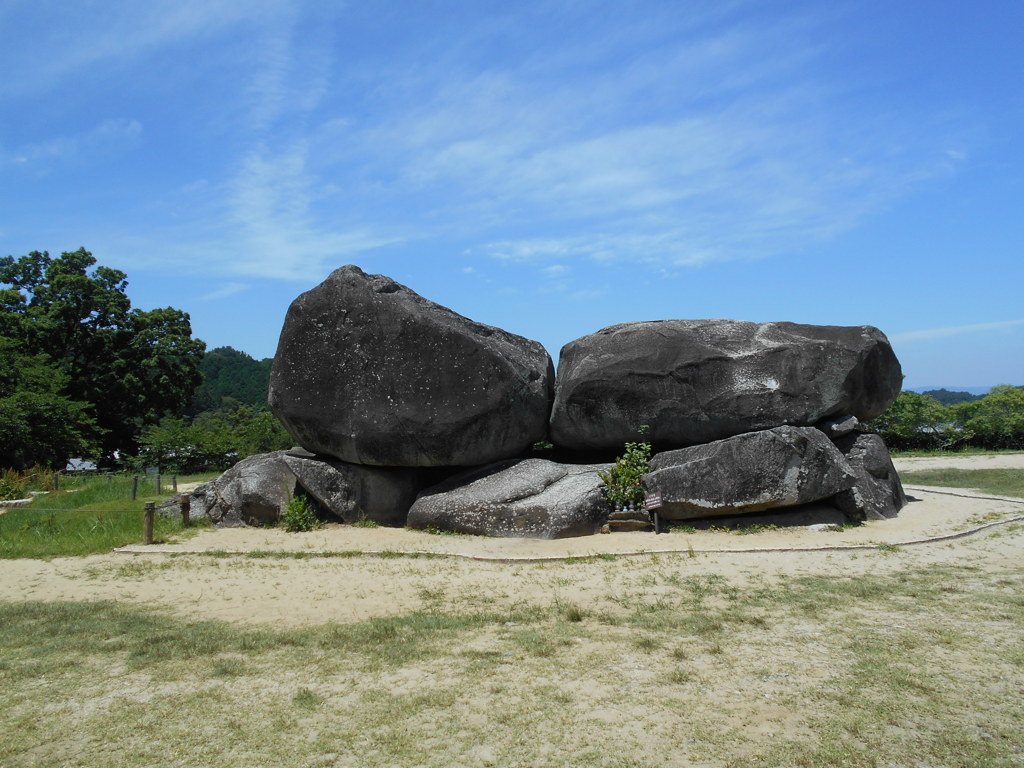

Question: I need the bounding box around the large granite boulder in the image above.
[269,265,554,467]
[550,320,901,451]
[408,458,609,538]
[191,449,429,527]
[830,433,907,520]
[282,449,426,526]
[643,426,857,520]
[191,451,297,527]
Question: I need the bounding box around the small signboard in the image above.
[644,492,663,511]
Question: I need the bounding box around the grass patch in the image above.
[0,471,218,558]
[892,448,1024,458]
[899,467,1024,497]
[1,557,1021,767]
[0,506,201,559]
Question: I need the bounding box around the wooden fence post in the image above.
[180,493,191,527]
[106,471,112,485]
[143,502,155,545]
[156,474,161,495]
[172,475,178,493]
[53,472,60,491]
[131,475,139,500]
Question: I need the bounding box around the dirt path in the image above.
[0,454,1020,627]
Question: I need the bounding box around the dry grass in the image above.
[2,549,1022,767]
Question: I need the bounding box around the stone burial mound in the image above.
[188,264,906,538]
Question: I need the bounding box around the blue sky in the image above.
[2,0,1022,390]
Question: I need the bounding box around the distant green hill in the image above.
[919,388,983,406]
[187,347,273,415]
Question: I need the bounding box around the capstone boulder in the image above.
[643,426,858,520]
[408,458,609,538]
[269,265,554,467]
[550,320,901,452]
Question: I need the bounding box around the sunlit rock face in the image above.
[268,265,554,467]
[408,458,609,539]
[642,426,858,520]
[550,320,901,452]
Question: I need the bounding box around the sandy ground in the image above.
[0,453,1021,627]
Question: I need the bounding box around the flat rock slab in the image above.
[551,319,901,451]
[644,426,857,520]
[408,458,610,538]
[269,265,553,467]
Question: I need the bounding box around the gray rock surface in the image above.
[643,426,857,520]
[816,415,860,441]
[269,265,554,467]
[408,458,609,538]
[191,451,296,527]
[282,449,425,526]
[550,320,901,451]
[831,433,907,520]
[190,449,430,527]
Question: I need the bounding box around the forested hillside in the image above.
[187,346,273,415]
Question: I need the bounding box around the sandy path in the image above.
[893,452,1024,471]
[0,453,1020,627]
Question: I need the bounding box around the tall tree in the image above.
[0,338,100,469]
[0,248,205,463]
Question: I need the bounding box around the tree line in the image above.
[867,386,1024,451]
[1,249,290,473]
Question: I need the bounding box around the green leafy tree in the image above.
[951,385,1024,449]
[137,404,292,473]
[0,339,100,468]
[0,248,205,462]
[866,391,956,450]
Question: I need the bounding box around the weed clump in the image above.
[281,496,318,533]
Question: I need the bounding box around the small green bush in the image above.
[281,496,318,532]
[597,425,652,506]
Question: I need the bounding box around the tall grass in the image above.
[0,472,215,558]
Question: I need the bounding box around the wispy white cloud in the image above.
[2,119,142,168]
[309,7,968,272]
[0,2,977,283]
[0,0,279,97]
[197,282,249,301]
[891,319,1024,343]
